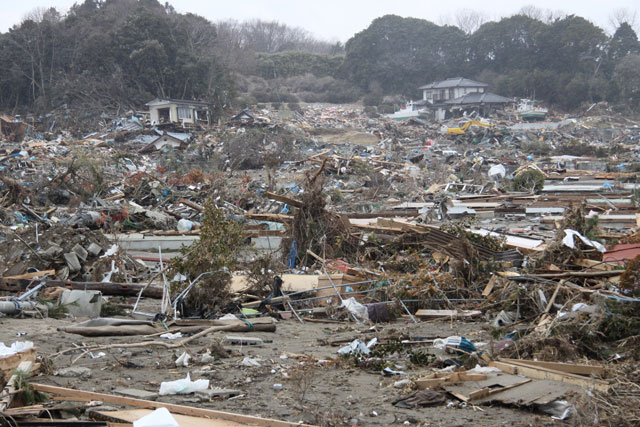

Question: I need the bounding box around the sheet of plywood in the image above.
[443,372,579,405]
[94,409,249,427]
[231,274,319,293]
[32,384,299,427]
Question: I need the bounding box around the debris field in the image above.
[1,102,640,426]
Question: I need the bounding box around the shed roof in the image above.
[146,98,209,107]
[419,77,488,90]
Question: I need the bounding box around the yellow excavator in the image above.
[445,120,493,135]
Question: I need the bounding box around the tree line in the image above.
[0,0,639,117]
[341,14,640,110]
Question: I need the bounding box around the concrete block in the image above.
[56,367,92,379]
[41,245,63,259]
[72,243,88,262]
[113,388,158,400]
[86,243,103,257]
[59,289,103,318]
[63,252,81,272]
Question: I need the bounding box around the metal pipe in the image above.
[0,301,38,314]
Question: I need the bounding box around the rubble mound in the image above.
[1,225,145,282]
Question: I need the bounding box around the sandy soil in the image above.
[0,301,548,426]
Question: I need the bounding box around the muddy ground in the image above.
[0,300,553,426]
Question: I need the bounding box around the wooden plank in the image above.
[244,213,293,223]
[2,270,56,280]
[263,191,304,208]
[0,347,37,382]
[0,360,33,411]
[489,361,609,392]
[93,408,250,427]
[0,280,163,299]
[469,379,531,400]
[543,282,562,313]
[499,358,605,376]
[415,309,482,320]
[176,198,204,212]
[576,259,614,271]
[31,384,301,427]
[482,276,498,297]
[416,373,487,390]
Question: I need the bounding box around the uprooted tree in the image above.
[284,159,357,267]
[170,198,248,317]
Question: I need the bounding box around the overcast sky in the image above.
[1,0,638,41]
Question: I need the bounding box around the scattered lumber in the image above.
[416,372,488,390]
[415,309,482,320]
[32,384,301,427]
[176,198,204,212]
[490,359,609,392]
[0,279,163,298]
[263,191,304,208]
[0,360,35,411]
[469,379,531,400]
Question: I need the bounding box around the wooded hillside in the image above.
[0,0,639,115]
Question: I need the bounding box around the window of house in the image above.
[449,88,455,99]
[177,105,192,120]
[440,89,446,100]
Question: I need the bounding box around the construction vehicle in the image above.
[444,120,493,135]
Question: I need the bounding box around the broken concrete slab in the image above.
[55,367,92,379]
[59,290,103,318]
[113,387,158,400]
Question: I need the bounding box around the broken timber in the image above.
[0,279,163,298]
[31,384,302,426]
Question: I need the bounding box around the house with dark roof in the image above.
[418,78,513,120]
[419,77,488,104]
[146,98,210,125]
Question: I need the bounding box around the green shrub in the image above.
[512,169,545,192]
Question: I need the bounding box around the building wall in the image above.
[150,103,197,124]
[423,86,485,103]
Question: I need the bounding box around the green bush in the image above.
[170,199,248,316]
[512,169,545,192]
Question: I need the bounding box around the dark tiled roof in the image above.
[419,77,488,90]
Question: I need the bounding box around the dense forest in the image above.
[0,0,639,117]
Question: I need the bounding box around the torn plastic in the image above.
[562,229,605,253]
[340,297,369,322]
[433,336,477,354]
[0,341,34,357]
[538,400,575,420]
[337,338,377,356]
[175,351,191,367]
[158,373,209,395]
[133,407,179,427]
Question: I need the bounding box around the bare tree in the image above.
[454,9,489,34]
[609,8,639,34]
[518,5,565,23]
